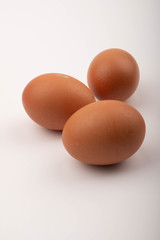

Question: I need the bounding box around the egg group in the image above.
[22,48,145,166]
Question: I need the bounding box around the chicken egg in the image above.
[22,73,95,130]
[87,48,139,101]
[62,100,145,165]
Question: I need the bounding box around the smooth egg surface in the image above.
[62,100,145,165]
[87,48,139,101]
[22,73,95,130]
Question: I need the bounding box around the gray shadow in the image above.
[37,125,62,136]
[62,144,152,179]
[9,118,62,146]
[125,79,150,110]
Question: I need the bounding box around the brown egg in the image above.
[22,73,95,130]
[62,100,145,165]
[87,48,139,101]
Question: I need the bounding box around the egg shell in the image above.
[22,73,95,130]
[62,100,146,165]
[87,48,139,101]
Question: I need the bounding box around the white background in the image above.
[0,0,160,239]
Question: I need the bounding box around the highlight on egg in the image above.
[62,100,146,165]
[22,73,95,130]
[87,48,139,101]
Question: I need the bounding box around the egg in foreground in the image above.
[22,73,95,130]
[62,100,145,165]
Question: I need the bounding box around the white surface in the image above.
[0,0,160,239]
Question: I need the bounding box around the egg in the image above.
[62,100,145,165]
[22,73,95,130]
[87,48,139,101]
